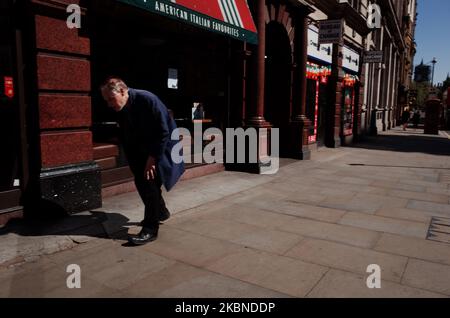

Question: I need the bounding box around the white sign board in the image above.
[318,19,343,44]
[343,46,360,73]
[168,68,178,89]
[307,26,333,64]
[363,51,384,63]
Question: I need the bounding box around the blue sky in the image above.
[414,0,450,84]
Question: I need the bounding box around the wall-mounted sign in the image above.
[117,0,258,44]
[4,76,14,98]
[307,26,333,64]
[168,68,178,90]
[363,51,384,63]
[342,46,360,73]
[318,19,343,45]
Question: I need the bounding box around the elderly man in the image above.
[101,77,184,245]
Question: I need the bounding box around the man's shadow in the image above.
[0,199,141,246]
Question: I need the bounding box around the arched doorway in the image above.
[264,21,293,157]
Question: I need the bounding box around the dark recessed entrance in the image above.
[264,22,292,157]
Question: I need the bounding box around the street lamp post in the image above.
[431,57,437,87]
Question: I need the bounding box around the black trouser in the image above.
[131,164,169,232]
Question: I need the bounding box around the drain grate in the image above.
[427,217,450,244]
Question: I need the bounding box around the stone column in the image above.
[246,0,270,128]
[290,12,311,159]
[354,47,366,141]
[385,42,393,130]
[239,0,271,174]
[326,40,344,148]
[371,26,384,135]
[390,52,399,128]
[29,1,101,215]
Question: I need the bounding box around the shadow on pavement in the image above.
[0,205,132,240]
[348,133,450,157]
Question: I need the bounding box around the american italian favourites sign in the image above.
[117,0,258,44]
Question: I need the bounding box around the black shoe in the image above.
[128,228,158,246]
[139,210,171,226]
[160,209,171,222]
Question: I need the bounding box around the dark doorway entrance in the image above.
[264,22,292,157]
[0,3,22,214]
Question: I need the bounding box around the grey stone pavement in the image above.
[1,127,450,298]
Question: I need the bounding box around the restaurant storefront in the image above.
[1,0,261,224]
[89,0,258,191]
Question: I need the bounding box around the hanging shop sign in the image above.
[307,26,333,64]
[342,46,360,73]
[363,50,384,64]
[306,62,331,82]
[4,76,14,99]
[117,0,258,44]
[318,19,343,45]
[342,73,358,87]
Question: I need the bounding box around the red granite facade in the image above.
[39,95,91,129]
[34,9,92,168]
[40,131,93,168]
[28,1,100,216]
[35,15,89,55]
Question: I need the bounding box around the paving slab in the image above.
[307,269,446,298]
[206,248,328,297]
[375,207,433,223]
[253,199,347,224]
[140,226,247,268]
[285,238,408,283]
[388,189,448,204]
[338,212,429,238]
[371,180,426,193]
[402,259,450,296]
[168,216,303,254]
[276,217,381,249]
[374,233,450,266]
[121,262,290,298]
[407,200,450,216]
[189,204,300,229]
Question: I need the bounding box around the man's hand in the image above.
[144,156,157,181]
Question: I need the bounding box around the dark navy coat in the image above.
[117,88,185,191]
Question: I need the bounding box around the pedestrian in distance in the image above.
[412,109,421,130]
[101,77,185,245]
[402,107,411,131]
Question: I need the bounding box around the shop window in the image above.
[342,73,358,136]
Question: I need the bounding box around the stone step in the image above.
[95,157,117,170]
[93,143,119,160]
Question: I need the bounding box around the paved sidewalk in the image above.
[1,127,450,298]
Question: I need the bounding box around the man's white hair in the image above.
[101,77,128,93]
